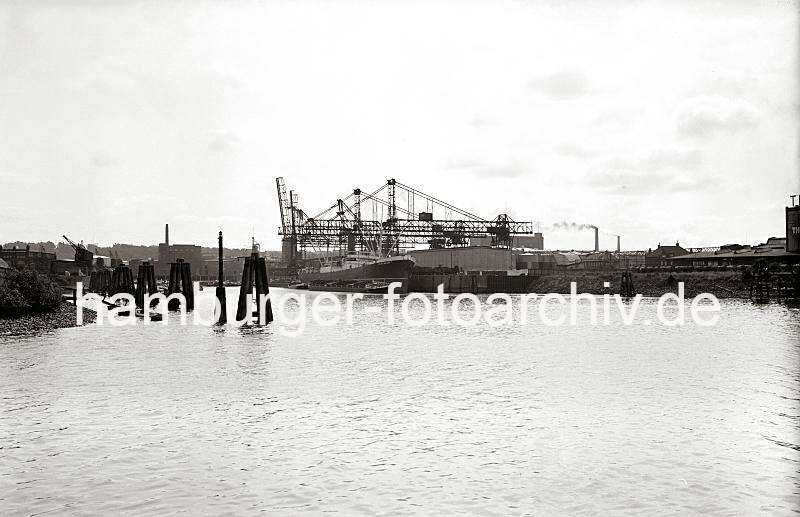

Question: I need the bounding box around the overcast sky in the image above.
[1,0,798,251]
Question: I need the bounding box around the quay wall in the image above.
[409,270,749,298]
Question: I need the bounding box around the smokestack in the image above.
[165,223,170,246]
[594,226,599,252]
[616,235,620,252]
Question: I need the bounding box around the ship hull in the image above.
[300,259,414,291]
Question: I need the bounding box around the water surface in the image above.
[1,289,798,515]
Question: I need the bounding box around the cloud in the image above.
[587,148,708,195]
[586,170,711,195]
[206,131,241,153]
[446,158,531,178]
[528,70,595,100]
[554,143,598,159]
[91,154,120,168]
[591,108,638,127]
[0,171,41,187]
[676,96,758,138]
[607,148,703,172]
[469,113,495,128]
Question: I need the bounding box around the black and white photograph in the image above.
[1,1,799,515]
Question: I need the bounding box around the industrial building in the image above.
[568,251,646,270]
[787,201,800,253]
[0,244,92,276]
[155,224,203,277]
[469,233,544,249]
[668,199,800,267]
[644,243,688,267]
[671,238,800,267]
[515,251,581,271]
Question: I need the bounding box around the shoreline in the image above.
[0,302,96,336]
[525,270,751,299]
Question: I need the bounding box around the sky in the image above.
[1,0,798,251]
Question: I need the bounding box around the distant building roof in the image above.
[672,246,800,261]
[646,244,687,256]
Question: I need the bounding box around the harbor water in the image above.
[1,288,798,515]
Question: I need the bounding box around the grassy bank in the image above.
[528,270,748,299]
[0,302,96,336]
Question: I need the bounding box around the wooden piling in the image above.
[135,261,158,307]
[236,250,273,325]
[620,271,636,297]
[165,259,194,311]
[216,231,227,324]
[109,264,135,296]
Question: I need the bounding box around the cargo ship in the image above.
[299,253,414,293]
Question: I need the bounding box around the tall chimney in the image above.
[594,226,599,252]
[165,223,170,246]
[616,235,621,252]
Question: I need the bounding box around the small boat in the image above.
[135,308,163,321]
[101,297,133,316]
[288,282,309,290]
[363,281,390,294]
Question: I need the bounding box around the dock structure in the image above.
[166,258,194,311]
[236,242,273,325]
[216,231,227,324]
[109,264,135,296]
[749,264,800,304]
[135,261,158,307]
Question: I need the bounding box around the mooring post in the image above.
[216,231,227,324]
[165,259,194,311]
[255,253,274,324]
[135,261,157,307]
[110,264,135,296]
[235,243,273,325]
[620,271,636,297]
[236,256,253,322]
[182,260,194,311]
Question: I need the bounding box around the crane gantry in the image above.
[276,177,536,262]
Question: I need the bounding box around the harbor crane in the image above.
[62,234,94,264]
[276,177,536,260]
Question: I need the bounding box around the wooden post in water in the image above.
[236,242,273,325]
[110,264,135,296]
[166,259,194,311]
[216,231,227,324]
[135,261,158,307]
[620,271,636,297]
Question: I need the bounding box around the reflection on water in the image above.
[1,288,798,515]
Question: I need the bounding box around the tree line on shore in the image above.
[0,270,62,317]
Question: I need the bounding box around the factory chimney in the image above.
[616,235,620,252]
[593,226,599,252]
[165,223,170,246]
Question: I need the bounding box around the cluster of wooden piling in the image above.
[135,261,157,307]
[83,231,273,325]
[109,264,135,296]
[88,269,112,295]
[166,259,194,311]
[236,250,274,324]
